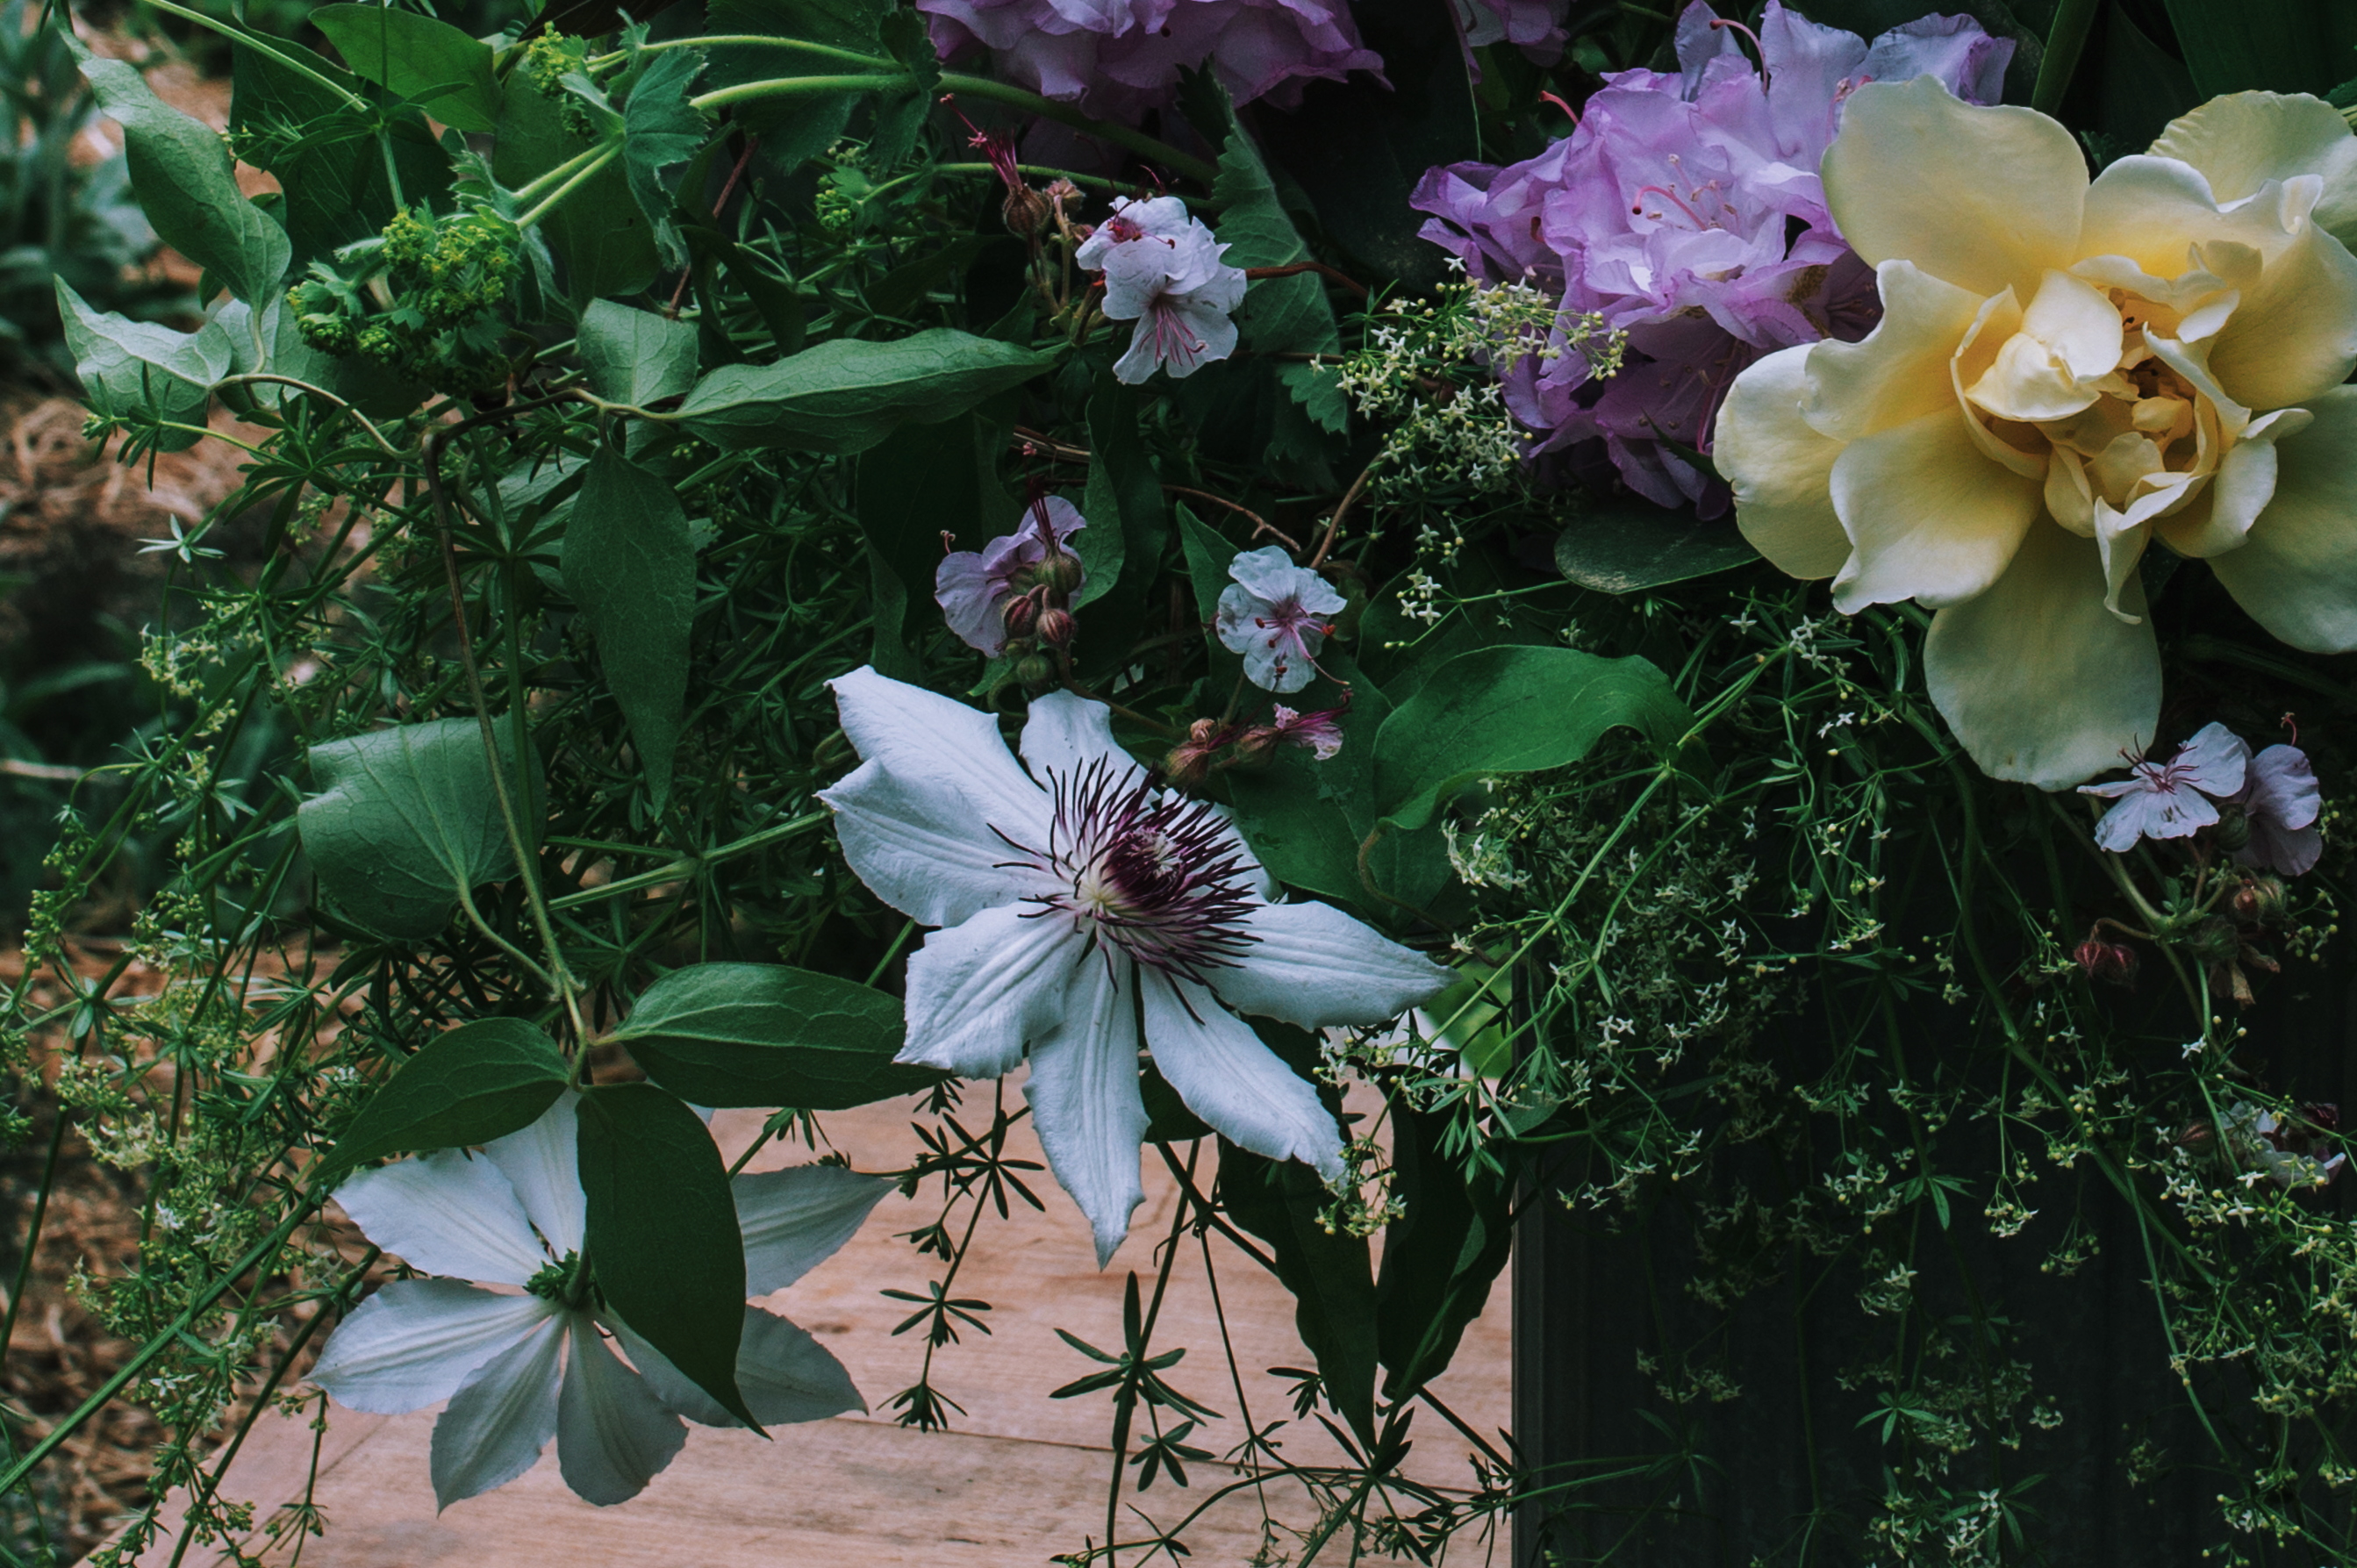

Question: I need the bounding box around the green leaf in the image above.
[706,0,885,169]
[857,414,999,675]
[1373,1095,1512,1400]
[563,449,696,807]
[611,963,940,1109]
[2160,0,2357,97]
[1551,496,1760,594]
[72,45,291,304]
[1372,646,1693,833]
[319,1019,568,1179]
[297,717,540,940]
[1206,89,1343,434]
[312,4,502,131]
[1175,503,1233,629]
[57,282,228,451]
[576,1083,756,1427]
[674,329,1054,454]
[1073,384,1167,651]
[619,48,712,263]
[578,300,700,406]
[228,40,452,266]
[494,73,656,304]
[1218,1133,1379,1445]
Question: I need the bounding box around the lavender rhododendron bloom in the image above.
[935,497,1086,655]
[2236,743,2324,875]
[1214,546,1346,692]
[1078,197,1247,383]
[915,0,1379,123]
[2078,723,2249,851]
[308,1094,888,1508]
[1454,0,1573,58]
[1410,0,2010,515]
[819,669,1448,1262]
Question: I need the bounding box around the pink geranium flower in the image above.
[2078,723,2250,853]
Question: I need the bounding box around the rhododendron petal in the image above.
[1823,76,2086,302]
[1829,409,2041,612]
[1143,975,1342,1179]
[2149,90,2357,253]
[1023,957,1148,1265]
[1923,524,2160,788]
[2211,388,2357,652]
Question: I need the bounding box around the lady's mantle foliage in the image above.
[1714,82,2357,787]
[817,669,1448,1262]
[1411,0,2011,515]
[311,1095,888,1508]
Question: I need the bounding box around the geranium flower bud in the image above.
[2210,800,2252,852]
[2189,917,2241,965]
[1014,653,1054,687]
[2073,934,2138,987]
[1164,718,1233,787]
[1000,590,1040,641]
[1040,549,1085,597]
[2230,875,2287,926]
[1035,605,1076,649]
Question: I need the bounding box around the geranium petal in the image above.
[555,1323,687,1507]
[1021,690,1145,789]
[1142,975,1342,1179]
[899,902,1084,1078]
[311,1281,556,1414]
[2172,722,2251,798]
[1208,900,1451,1029]
[1023,956,1148,1266]
[332,1149,543,1286]
[1802,261,1987,443]
[1924,522,2161,788]
[733,1164,892,1296]
[827,665,1053,850]
[2147,90,2357,253]
[1717,345,1849,580]
[1828,407,2041,612]
[822,758,1042,928]
[2213,387,2357,653]
[429,1312,564,1510]
[1823,76,2085,301]
[485,1092,586,1259]
[2249,743,2323,830]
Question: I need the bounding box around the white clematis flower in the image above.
[819,667,1449,1264]
[308,1093,888,1509]
[1713,80,2357,787]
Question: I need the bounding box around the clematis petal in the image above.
[615,1308,864,1428]
[822,759,1042,929]
[1142,975,1343,1179]
[1021,690,1145,789]
[827,667,1053,852]
[899,902,1084,1078]
[1208,900,1450,1029]
[733,1165,892,1296]
[332,1149,544,1287]
[1023,956,1148,1266]
[485,1092,586,1259]
[1823,76,2085,302]
[2212,387,2357,652]
[555,1323,688,1507]
[311,1281,557,1414]
[1924,522,2162,788]
[429,1311,564,1510]
[1802,261,1987,442]
[2204,202,2357,412]
[2148,90,2357,253]
[1717,345,1849,579]
[1827,408,2042,612]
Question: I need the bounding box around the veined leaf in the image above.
[612,962,938,1109]
[312,4,502,131]
[675,330,1055,454]
[578,299,700,407]
[57,281,228,450]
[319,1019,569,1178]
[563,448,697,805]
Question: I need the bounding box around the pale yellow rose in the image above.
[1714,78,2357,787]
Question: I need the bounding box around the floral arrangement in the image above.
[11,0,2357,1563]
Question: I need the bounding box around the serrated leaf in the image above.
[611,962,939,1109]
[620,48,711,264]
[494,71,656,304]
[57,281,228,450]
[577,1083,756,1427]
[312,4,502,131]
[579,300,701,407]
[319,1019,569,1179]
[563,449,696,806]
[1372,646,1693,833]
[297,717,541,940]
[674,329,1054,454]
[72,44,290,304]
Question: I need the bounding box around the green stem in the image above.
[940,73,1219,184]
[515,145,620,230]
[687,74,906,112]
[593,36,887,70]
[2030,0,2099,117]
[509,140,614,206]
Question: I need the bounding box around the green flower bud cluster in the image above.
[519,33,599,142]
[287,206,521,395]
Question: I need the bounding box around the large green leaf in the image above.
[577,1083,756,1426]
[1372,646,1693,832]
[1551,496,1759,595]
[675,330,1055,454]
[1208,100,1344,432]
[2160,0,2357,97]
[228,41,451,266]
[312,4,502,131]
[1373,1096,1512,1400]
[56,282,228,451]
[319,1019,569,1179]
[1219,1132,1379,1446]
[297,717,540,940]
[1073,385,1166,646]
[578,299,701,408]
[611,963,938,1109]
[563,448,697,806]
[73,46,290,304]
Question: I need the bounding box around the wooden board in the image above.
[105,1083,1511,1565]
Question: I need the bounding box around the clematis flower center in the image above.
[1006,758,1257,983]
[525,1249,598,1311]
